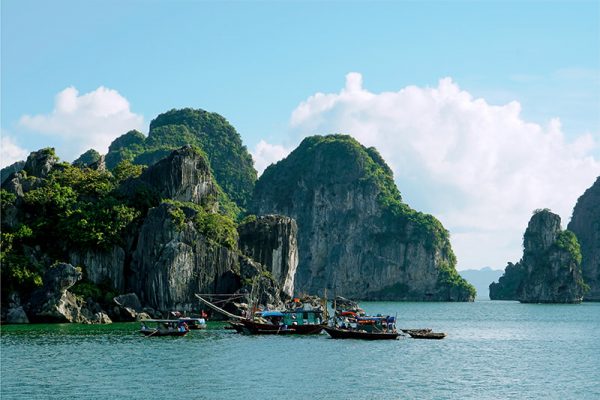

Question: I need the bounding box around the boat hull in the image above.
[407,332,446,339]
[239,320,324,335]
[323,326,400,340]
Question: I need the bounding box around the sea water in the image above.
[2,301,599,399]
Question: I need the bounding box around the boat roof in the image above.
[140,319,181,323]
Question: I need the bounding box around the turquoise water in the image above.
[2,301,599,399]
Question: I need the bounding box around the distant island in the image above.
[489,184,600,303]
[1,108,475,325]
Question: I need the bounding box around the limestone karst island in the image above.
[2,108,598,328]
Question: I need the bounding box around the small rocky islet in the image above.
[1,107,598,325]
[490,177,599,303]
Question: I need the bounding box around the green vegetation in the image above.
[555,230,582,265]
[70,279,119,305]
[437,262,477,298]
[73,149,101,167]
[0,223,43,298]
[113,160,145,182]
[489,262,526,300]
[105,108,257,211]
[163,200,238,250]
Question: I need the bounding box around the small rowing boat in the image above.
[140,319,190,337]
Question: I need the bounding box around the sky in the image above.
[2,0,599,270]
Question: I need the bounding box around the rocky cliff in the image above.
[238,215,298,297]
[491,209,585,303]
[568,177,600,301]
[130,202,240,311]
[1,144,291,323]
[252,135,475,301]
[137,145,218,205]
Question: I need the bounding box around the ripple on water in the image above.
[2,302,600,400]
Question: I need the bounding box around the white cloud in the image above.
[0,134,28,168]
[276,72,600,269]
[251,139,291,175]
[19,86,144,161]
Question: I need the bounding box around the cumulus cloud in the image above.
[266,72,600,269]
[251,139,291,175]
[0,134,28,168]
[19,86,144,160]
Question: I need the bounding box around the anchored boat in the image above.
[140,319,190,337]
[323,296,400,340]
[196,294,327,335]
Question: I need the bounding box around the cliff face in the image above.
[138,145,218,205]
[69,246,126,293]
[130,203,240,311]
[2,144,291,323]
[568,177,600,301]
[252,135,474,301]
[491,209,585,303]
[2,148,59,197]
[238,215,298,297]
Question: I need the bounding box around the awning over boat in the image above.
[261,311,285,317]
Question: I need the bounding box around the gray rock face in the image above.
[238,255,283,308]
[0,161,25,186]
[517,210,585,303]
[252,135,474,301]
[130,203,239,311]
[7,306,29,324]
[69,245,126,292]
[28,263,89,323]
[23,148,59,179]
[1,148,58,196]
[113,293,144,321]
[238,215,298,297]
[568,177,600,301]
[138,145,217,205]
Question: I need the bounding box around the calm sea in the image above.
[2,301,599,399]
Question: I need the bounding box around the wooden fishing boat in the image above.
[323,326,400,340]
[197,294,326,336]
[327,297,400,340]
[139,319,190,337]
[406,330,446,340]
[401,329,432,335]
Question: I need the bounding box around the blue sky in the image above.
[2,0,599,269]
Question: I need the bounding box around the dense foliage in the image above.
[555,230,583,265]
[73,149,101,167]
[1,161,141,301]
[163,200,238,250]
[105,108,257,211]
[489,262,526,300]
